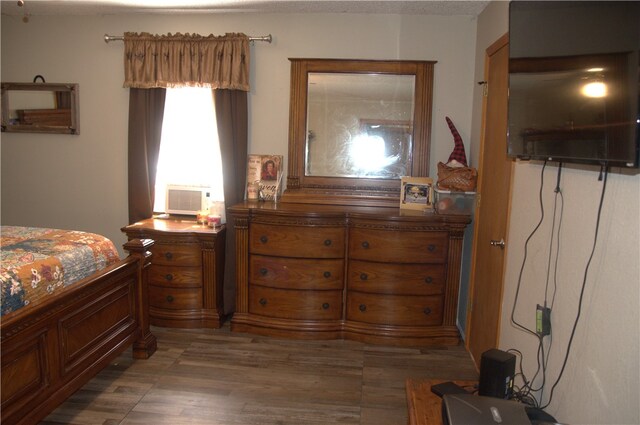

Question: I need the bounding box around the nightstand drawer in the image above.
[347,260,445,295]
[349,228,448,263]
[250,255,343,290]
[250,223,345,258]
[149,265,202,287]
[346,292,443,326]
[149,286,202,310]
[151,243,201,266]
[249,286,342,320]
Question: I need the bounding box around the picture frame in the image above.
[400,176,434,210]
[245,154,284,201]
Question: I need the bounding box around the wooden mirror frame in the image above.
[1,82,80,135]
[282,58,435,207]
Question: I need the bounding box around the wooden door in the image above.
[466,33,514,366]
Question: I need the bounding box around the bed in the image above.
[0,226,157,425]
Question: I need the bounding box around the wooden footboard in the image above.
[1,239,157,425]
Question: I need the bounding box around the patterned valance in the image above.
[123,32,250,91]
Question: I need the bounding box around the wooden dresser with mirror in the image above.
[229,59,471,345]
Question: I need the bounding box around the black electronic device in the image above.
[508,1,640,168]
[478,349,516,399]
[430,381,470,398]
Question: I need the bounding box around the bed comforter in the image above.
[1,226,120,316]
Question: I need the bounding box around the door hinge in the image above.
[478,80,488,97]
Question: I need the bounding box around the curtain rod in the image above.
[103,34,272,43]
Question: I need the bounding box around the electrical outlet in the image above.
[536,304,551,337]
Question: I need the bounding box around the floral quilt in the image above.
[1,226,120,317]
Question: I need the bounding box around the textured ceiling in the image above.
[1,0,490,16]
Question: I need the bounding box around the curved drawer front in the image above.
[346,292,443,326]
[349,228,448,263]
[249,286,342,320]
[250,223,345,258]
[347,260,444,295]
[250,255,344,290]
[152,243,201,266]
[149,265,202,287]
[149,286,202,310]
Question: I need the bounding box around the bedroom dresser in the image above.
[229,201,470,345]
[122,217,226,328]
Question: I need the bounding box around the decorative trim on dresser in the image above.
[229,201,470,345]
[122,217,226,328]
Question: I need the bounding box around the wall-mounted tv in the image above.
[508,1,639,168]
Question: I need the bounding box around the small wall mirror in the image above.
[1,82,80,134]
[283,58,435,207]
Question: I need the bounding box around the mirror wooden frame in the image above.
[282,58,435,207]
[1,82,80,135]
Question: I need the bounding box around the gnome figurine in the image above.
[445,116,467,168]
[437,117,477,192]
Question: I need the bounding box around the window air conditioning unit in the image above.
[165,185,210,216]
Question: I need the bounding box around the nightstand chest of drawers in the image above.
[122,217,226,328]
[229,201,470,345]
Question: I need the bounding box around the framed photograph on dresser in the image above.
[400,176,434,210]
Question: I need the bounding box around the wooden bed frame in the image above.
[1,238,157,425]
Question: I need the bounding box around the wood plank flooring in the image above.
[40,324,478,425]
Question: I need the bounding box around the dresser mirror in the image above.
[1,82,80,134]
[283,58,435,206]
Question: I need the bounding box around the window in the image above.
[153,87,224,213]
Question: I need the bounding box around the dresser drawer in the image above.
[349,228,448,263]
[250,223,345,258]
[348,260,444,295]
[346,292,443,326]
[149,265,202,287]
[149,286,202,310]
[250,255,344,290]
[151,243,201,266]
[249,286,342,320]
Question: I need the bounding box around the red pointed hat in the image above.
[445,116,468,166]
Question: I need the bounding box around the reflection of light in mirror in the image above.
[350,134,397,173]
[581,81,607,98]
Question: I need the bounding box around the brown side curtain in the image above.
[127,88,166,224]
[214,89,248,315]
[123,32,250,90]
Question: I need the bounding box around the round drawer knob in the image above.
[260,268,268,276]
[164,252,173,260]
[427,244,436,252]
[360,273,368,281]
[323,271,331,278]
[424,276,433,284]
[165,274,174,281]
[423,307,432,315]
[359,304,367,312]
[322,303,330,310]
[362,241,370,249]
[260,235,268,244]
[259,298,267,306]
[324,239,332,246]
[166,295,174,303]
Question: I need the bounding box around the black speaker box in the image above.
[478,349,516,399]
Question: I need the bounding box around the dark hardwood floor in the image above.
[41,323,477,425]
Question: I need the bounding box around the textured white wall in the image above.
[1,12,477,255]
[474,3,640,424]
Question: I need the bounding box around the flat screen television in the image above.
[508,1,640,168]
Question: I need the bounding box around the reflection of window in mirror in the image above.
[305,73,415,179]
